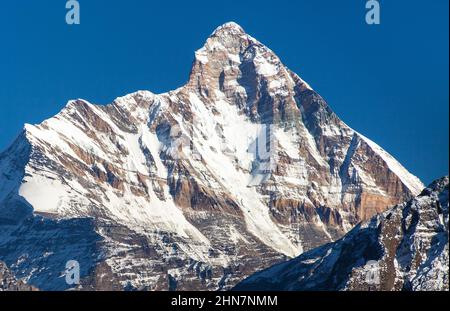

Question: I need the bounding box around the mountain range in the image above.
[0,22,443,291]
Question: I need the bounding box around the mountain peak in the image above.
[210,21,246,37]
[420,175,449,197]
[0,22,430,291]
[194,22,255,65]
[189,22,315,117]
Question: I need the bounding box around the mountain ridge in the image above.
[0,22,425,290]
[234,176,449,291]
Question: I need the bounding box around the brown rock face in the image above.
[0,22,424,291]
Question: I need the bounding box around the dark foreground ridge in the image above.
[234,176,449,291]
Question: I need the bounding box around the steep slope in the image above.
[234,177,449,291]
[0,22,423,290]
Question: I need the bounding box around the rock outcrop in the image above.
[0,261,37,291]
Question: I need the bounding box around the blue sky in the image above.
[0,0,448,184]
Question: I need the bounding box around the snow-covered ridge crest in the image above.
[356,132,424,195]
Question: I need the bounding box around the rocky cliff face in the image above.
[0,22,423,290]
[0,261,37,291]
[234,177,449,291]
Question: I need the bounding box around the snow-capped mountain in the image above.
[234,176,449,291]
[0,22,424,290]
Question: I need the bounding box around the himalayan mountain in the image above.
[0,22,436,291]
[234,176,449,291]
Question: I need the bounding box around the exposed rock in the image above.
[234,177,449,291]
[0,261,38,291]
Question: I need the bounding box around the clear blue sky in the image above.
[0,0,448,184]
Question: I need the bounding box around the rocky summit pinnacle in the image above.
[0,23,424,291]
[212,21,246,35]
